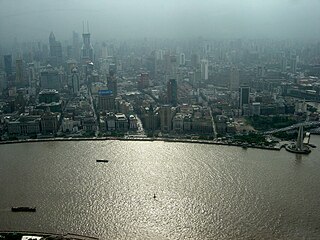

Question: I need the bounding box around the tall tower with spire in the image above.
[81,22,94,64]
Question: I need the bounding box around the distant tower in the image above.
[15,58,24,87]
[290,54,297,74]
[72,31,80,61]
[167,79,177,106]
[101,42,108,59]
[81,22,94,64]
[4,55,12,76]
[200,59,208,80]
[229,67,239,91]
[179,53,186,66]
[71,67,80,96]
[49,32,63,66]
[49,32,56,46]
[281,53,287,72]
[107,72,117,96]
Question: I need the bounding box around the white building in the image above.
[179,53,185,66]
[200,59,208,80]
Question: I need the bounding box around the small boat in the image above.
[96,159,109,163]
[11,207,36,212]
[153,193,156,199]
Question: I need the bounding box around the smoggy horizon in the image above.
[1,0,320,45]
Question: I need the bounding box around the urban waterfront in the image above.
[1,137,320,239]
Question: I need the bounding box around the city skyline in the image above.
[1,0,320,45]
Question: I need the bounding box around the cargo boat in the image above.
[11,207,36,212]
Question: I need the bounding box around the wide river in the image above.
[1,137,320,239]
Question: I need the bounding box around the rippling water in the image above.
[1,137,320,239]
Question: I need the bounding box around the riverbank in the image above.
[0,136,282,151]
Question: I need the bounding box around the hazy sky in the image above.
[1,0,320,43]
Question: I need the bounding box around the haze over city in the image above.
[1,0,320,44]
[1,0,320,239]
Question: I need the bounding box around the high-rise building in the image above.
[101,42,108,59]
[257,65,266,77]
[239,86,250,108]
[71,67,80,95]
[72,31,80,61]
[49,32,63,66]
[290,55,297,74]
[167,79,177,106]
[107,74,117,96]
[4,55,12,76]
[200,59,208,80]
[15,58,24,87]
[98,90,115,112]
[191,53,200,68]
[281,53,287,72]
[40,64,60,90]
[81,24,94,64]
[229,67,239,91]
[169,55,178,78]
[179,53,186,66]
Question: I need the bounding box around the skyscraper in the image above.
[179,53,186,66]
[167,79,177,106]
[40,64,60,90]
[81,23,94,64]
[229,67,239,91]
[239,86,250,108]
[200,59,208,80]
[4,55,12,76]
[49,32,63,66]
[15,58,24,87]
[107,73,117,96]
[72,31,80,61]
[281,53,287,72]
[71,67,80,96]
[290,54,297,74]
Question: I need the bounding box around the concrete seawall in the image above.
[0,137,281,151]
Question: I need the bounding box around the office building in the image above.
[71,67,80,95]
[98,90,115,112]
[81,24,94,64]
[49,32,63,66]
[40,64,60,90]
[239,86,250,108]
[15,58,24,87]
[72,31,80,61]
[201,59,208,80]
[179,53,186,66]
[229,67,239,91]
[167,79,177,106]
[4,55,12,76]
[107,74,117,96]
[290,55,297,74]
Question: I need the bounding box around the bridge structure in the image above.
[264,121,320,134]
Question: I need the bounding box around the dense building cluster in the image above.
[1,26,320,141]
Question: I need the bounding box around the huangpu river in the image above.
[1,137,320,239]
